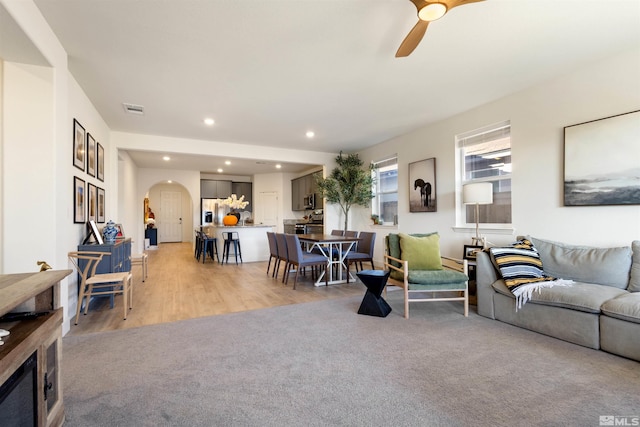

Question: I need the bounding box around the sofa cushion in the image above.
[629,240,640,292]
[492,280,627,314]
[386,232,437,280]
[530,236,632,289]
[601,293,640,324]
[399,233,443,271]
[407,269,468,289]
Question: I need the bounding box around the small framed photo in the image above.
[114,224,125,239]
[87,133,96,177]
[97,142,104,181]
[73,176,86,223]
[73,119,86,171]
[88,183,97,222]
[464,244,484,260]
[97,187,105,223]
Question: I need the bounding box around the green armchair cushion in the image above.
[399,233,443,271]
[407,269,468,289]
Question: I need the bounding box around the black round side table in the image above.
[356,269,392,317]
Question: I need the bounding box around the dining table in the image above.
[297,233,360,286]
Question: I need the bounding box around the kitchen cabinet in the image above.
[292,172,323,211]
[231,182,252,212]
[200,180,232,199]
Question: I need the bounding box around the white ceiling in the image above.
[11,1,640,174]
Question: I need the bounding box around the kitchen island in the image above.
[202,224,275,263]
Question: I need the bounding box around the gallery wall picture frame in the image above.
[73,176,86,223]
[86,133,96,177]
[97,187,105,223]
[464,244,484,260]
[88,183,97,223]
[409,157,437,212]
[97,142,104,182]
[73,119,86,171]
[564,110,640,206]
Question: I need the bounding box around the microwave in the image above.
[303,193,315,210]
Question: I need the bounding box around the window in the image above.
[456,121,512,227]
[372,156,398,225]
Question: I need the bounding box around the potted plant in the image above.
[315,152,374,233]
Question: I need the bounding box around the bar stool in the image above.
[221,231,243,264]
[199,231,219,263]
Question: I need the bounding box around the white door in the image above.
[160,191,182,242]
[258,191,278,228]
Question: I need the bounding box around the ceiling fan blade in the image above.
[444,0,485,11]
[395,20,429,58]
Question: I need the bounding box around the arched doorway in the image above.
[145,182,193,245]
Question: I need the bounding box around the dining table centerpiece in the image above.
[222,194,249,225]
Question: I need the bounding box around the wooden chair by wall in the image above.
[68,251,133,325]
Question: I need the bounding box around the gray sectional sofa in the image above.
[476,236,640,361]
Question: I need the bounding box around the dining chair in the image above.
[284,234,328,289]
[275,233,289,281]
[68,251,133,325]
[266,232,278,276]
[194,230,202,259]
[346,231,376,283]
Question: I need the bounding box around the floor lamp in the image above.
[463,183,493,247]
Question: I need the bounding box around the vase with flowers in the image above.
[221,194,249,226]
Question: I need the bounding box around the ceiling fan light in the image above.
[418,3,447,21]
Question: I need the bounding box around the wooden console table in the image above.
[0,269,72,427]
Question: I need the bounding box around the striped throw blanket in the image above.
[489,239,573,309]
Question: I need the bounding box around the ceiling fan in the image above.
[396,0,485,58]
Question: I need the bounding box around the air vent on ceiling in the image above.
[122,103,145,115]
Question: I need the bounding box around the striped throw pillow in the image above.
[489,239,555,291]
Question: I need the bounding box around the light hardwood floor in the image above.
[69,242,366,335]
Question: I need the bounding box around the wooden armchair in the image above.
[383,233,468,319]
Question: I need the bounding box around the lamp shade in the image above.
[463,183,493,205]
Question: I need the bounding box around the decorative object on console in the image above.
[409,157,436,212]
[37,261,52,271]
[463,182,493,247]
[102,220,118,242]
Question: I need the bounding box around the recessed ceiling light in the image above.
[163,156,170,161]
[217,168,223,173]
[204,118,215,126]
[167,180,172,183]
[306,131,315,138]
[275,164,282,169]
[225,160,231,165]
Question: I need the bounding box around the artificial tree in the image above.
[315,152,374,233]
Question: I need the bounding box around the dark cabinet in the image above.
[200,180,232,199]
[78,238,132,274]
[231,182,252,212]
[145,228,158,246]
[292,172,323,211]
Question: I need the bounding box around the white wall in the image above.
[356,48,640,263]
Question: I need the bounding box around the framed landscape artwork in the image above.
[87,133,96,177]
[73,119,85,171]
[97,187,105,223]
[88,183,97,222]
[408,158,436,212]
[564,110,640,206]
[73,176,85,223]
[97,142,104,181]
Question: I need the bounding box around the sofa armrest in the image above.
[476,251,498,319]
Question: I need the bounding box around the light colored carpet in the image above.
[62,291,640,426]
